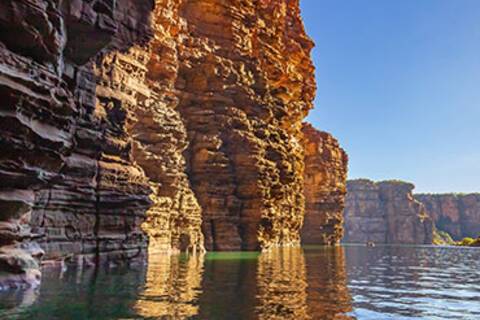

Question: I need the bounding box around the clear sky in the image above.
[300,0,480,193]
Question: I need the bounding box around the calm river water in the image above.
[1,245,480,319]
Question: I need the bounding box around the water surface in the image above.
[1,245,480,319]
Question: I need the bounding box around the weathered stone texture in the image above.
[344,180,434,244]
[0,0,203,288]
[415,194,480,240]
[0,0,318,288]
[301,123,348,245]
[175,0,315,250]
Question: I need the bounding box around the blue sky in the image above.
[300,0,480,193]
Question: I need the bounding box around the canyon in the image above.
[0,0,348,290]
[415,193,480,241]
[343,179,434,244]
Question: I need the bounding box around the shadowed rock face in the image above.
[0,0,318,287]
[415,194,480,240]
[344,180,434,244]
[301,123,348,245]
[0,0,158,288]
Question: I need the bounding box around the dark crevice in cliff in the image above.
[93,155,102,266]
[415,193,480,240]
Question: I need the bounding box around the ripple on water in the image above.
[345,246,480,320]
[0,245,480,319]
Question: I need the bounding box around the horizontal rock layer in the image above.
[415,193,480,240]
[176,0,315,250]
[344,179,434,244]
[0,0,318,288]
[301,123,348,245]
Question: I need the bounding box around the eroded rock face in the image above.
[301,123,348,245]
[0,0,317,287]
[344,180,434,244]
[415,194,480,240]
[0,0,160,286]
[175,0,315,250]
[0,0,202,288]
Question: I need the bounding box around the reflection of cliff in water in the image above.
[0,247,355,319]
[253,246,354,320]
[256,247,310,319]
[198,252,258,318]
[304,246,355,319]
[0,286,39,318]
[135,252,204,318]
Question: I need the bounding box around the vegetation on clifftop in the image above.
[456,237,480,247]
[433,230,455,245]
[435,229,480,247]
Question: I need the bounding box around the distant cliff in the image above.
[301,124,348,245]
[344,179,434,244]
[415,194,480,240]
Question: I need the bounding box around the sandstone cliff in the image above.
[0,0,165,289]
[301,123,348,245]
[176,0,315,251]
[344,179,434,244]
[0,0,316,288]
[415,193,480,240]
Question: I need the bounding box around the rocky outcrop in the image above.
[0,0,144,288]
[0,0,193,288]
[344,179,434,244]
[301,123,348,245]
[415,194,480,240]
[0,0,317,288]
[176,0,315,250]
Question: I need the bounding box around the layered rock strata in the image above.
[415,193,480,240]
[0,0,197,288]
[0,0,317,288]
[175,0,316,250]
[300,123,348,245]
[344,179,434,244]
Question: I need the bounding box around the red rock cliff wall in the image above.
[344,180,434,244]
[0,0,317,287]
[0,0,206,289]
[175,0,315,250]
[0,0,153,288]
[415,194,480,240]
[301,123,348,245]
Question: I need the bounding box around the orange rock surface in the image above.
[175,0,316,250]
[301,123,348,245]
[0,0,323,288]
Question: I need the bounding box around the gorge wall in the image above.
[415,194,480,240]
[0,0,163,289]
[176,0,316,251]
[344,179,434,244]
[301,123,348,245]
[0,0,321,288]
